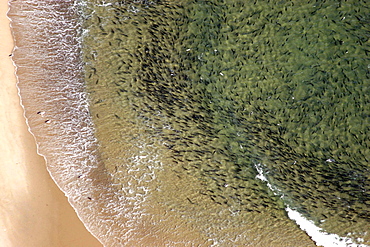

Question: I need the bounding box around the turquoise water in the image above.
[10,0,370,246]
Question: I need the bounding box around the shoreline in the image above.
[0,1,102,246]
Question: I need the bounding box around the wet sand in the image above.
[0,1,102,246]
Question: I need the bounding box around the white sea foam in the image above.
[286,207,367,247]
[8,0,113,244]
[254,163,368,247]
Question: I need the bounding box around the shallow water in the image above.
[9,0,370,246]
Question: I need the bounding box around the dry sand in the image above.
[0,1,102,246]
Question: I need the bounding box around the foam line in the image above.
[255,163,368,247]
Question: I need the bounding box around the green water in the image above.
[83,0,369,245]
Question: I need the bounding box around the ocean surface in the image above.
[9,0,370,246]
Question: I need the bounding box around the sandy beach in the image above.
[0,1,102,246]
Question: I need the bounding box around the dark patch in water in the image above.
[84,0,370,245]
